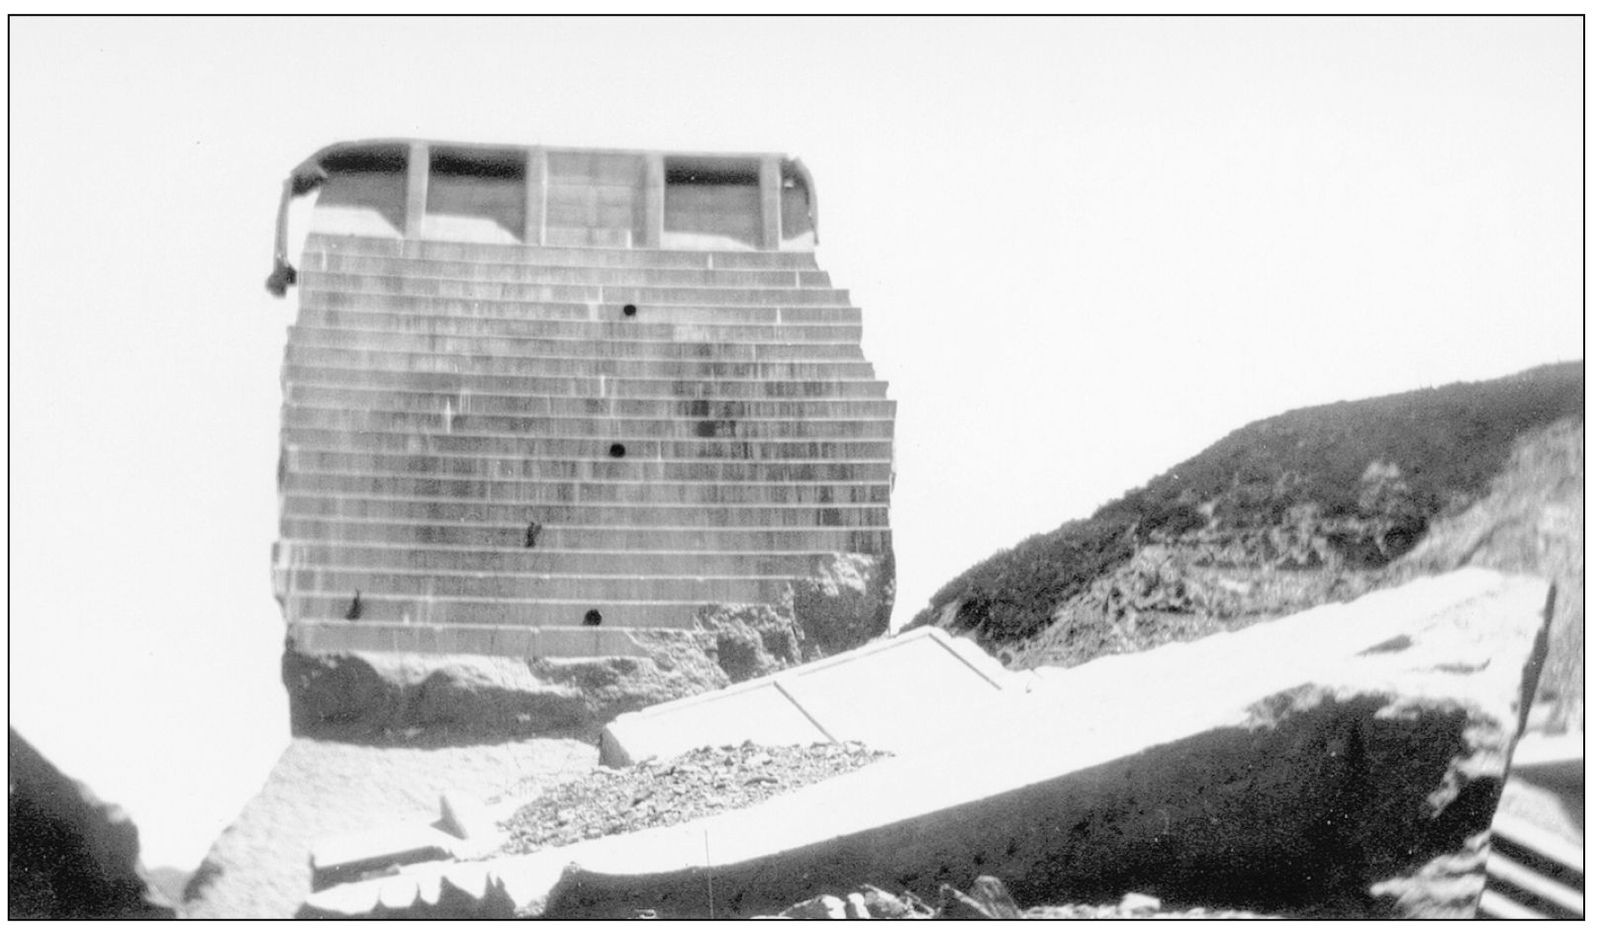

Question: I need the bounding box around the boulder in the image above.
[8,729,176,918]
[780,893,848,919]
[935,876,1022,918]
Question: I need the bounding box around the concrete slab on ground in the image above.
[599,626,1021,766]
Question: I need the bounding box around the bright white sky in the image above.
[9,17,1582,871]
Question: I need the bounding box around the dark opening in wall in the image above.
[425,147,526,243]
[623,303,638,317]
[313,144,409,236]
[583,609,603,627]
[663,156,762,250]
[609,443,627,458]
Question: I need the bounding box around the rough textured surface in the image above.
[7,729,176,919]
[692,603,807,682]
[792,552,896,657]
[913,363,1581,730]
[1387,416,1582,731]
[283,635,727,739]
[501,741,891,854]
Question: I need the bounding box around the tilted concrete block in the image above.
[438,569,1551,919]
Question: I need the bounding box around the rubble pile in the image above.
[766,877,1276,920]
[501,741,891,854]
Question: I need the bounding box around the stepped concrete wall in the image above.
[269,140,893,658]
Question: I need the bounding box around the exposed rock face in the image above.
[300,570,1549,920]
[8,729,176,919]
[283,634,728,738]
[691,554,896,684]
[791,552,896,657]
[692,603,806,683]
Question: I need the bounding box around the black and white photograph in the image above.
[9,14,1584,919]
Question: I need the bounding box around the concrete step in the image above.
[307,251,832,288]
[278,517,891,551]
[299,272,852,307]
[1477,813,1585,919]
[284,384,897,420]
[281,496,890,528]
[285,345,877,380]
[1484,852,1584,917]
[287,620,667,659]
[282,426,896,460]
[283,364,888,400]
[1475,889,1548,919]
[282,448,893,483]
[286,593,713,629]
[300,291,864,326]
[283,487,891,522]
[282,406,895,440]
[287,325,867,360]
[284,473,891,506]
[282,567,794,603]
[308,233,821,271]
[299,307,863,344]
[275,541,837,576]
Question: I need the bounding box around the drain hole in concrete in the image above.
[583,609,603,626]
[609,443,627,458]
[623,303,637,317]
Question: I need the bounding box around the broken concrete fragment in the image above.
[1119,891,1163,914]
[309,823,458,891]
[843,891,871,918]
[936,884,994,919]
[505,570,1549,919]
[781,893,847,919]
[857,885,929,919]
[438,793,496,844]
[966,876,1022,918]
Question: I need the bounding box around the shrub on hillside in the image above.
[921,363,1581,647]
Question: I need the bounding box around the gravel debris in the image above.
[500,740,891,854]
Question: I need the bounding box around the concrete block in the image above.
[510,570,1553,918]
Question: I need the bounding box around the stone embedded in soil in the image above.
[499,740,892,855]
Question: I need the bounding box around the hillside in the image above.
[912,362,1582,727]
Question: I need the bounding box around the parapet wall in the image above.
[268,140,893,659]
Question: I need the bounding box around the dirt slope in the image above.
[913,362,1581,726]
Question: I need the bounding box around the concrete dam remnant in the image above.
[266,140,895,662]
